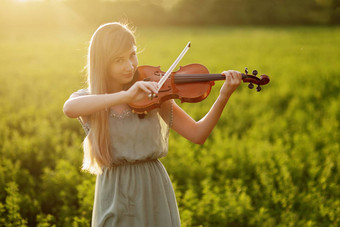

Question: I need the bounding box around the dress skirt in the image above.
[91,159,181,227]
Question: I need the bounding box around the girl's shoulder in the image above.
[70,88,89,97]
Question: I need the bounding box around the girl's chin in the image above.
[125,74,134,82]
[122,75,135,86]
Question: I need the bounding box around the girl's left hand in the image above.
[220,70,242,99]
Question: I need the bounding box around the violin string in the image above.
[157,42,191,91]
[174,74,225,83]
[158,42,190,88]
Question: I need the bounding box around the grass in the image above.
[0,25,339,226]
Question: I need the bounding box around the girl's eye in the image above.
[115,59,123,63]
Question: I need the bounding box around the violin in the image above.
[128,63,270,115]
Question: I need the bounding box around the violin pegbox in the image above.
[242,67,270,92]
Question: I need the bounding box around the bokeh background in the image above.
[0,0,339,226]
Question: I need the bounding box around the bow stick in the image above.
[156,42,191,92]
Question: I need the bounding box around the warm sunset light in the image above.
[14,0,43,2]
[0,0,339,226]
[14,0,33,2]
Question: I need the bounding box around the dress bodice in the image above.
[108,108,170,165]
[73,88,172,166]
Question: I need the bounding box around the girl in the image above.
[63,22,242,227]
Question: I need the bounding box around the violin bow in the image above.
[157,42,191,92]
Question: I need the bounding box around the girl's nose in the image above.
[125,60,134,72]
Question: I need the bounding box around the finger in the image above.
[138,83,152,94]
[237,72,242,81]
[233,71,242,80]
[236,72,242,83]
[225,74,232,83]
[143,82,158,94]
[149,82,159,94]
[228,71,240,83]
[144,82,160,94]
[221,71,230,76]
[223,70,235,80]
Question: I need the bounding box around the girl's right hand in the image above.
[125,81,159,103]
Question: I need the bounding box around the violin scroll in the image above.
[242,67,270,92]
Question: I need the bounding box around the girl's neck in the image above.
[107,80,124,94]
[107,87,123,93]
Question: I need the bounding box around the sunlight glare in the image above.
[14,0,43,2]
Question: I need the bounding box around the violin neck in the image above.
[174,74,245,84]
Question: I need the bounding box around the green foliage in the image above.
[36,214,55,227]
[0,26,339,226]
[0,182,28,226]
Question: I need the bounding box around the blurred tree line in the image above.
[63,0,340,25]
[0,0,339,27]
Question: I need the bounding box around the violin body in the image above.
[128,63,270,115]
[129,64,215,114]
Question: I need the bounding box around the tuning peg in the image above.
[256,85,262,92]
[245,67,248,75]
[248,83,254,89]
[252,70,258,76]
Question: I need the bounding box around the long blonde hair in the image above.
[82,22,136,174]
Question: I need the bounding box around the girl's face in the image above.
[108,46,138,90]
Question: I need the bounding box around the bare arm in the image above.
[63,81,159,118]
[170,70,242,144]
[63,91,129,118]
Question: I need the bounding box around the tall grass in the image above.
[0,25,339,226]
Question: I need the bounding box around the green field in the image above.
[0,26,339,226]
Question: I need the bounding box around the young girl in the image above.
[63,22,242,227]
